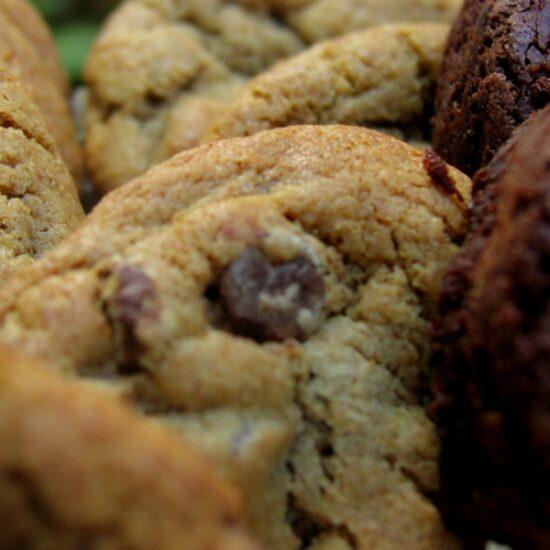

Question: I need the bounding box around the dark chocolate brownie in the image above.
[432,0,550,176]
[431,105,550,548]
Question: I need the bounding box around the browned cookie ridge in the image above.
[431,105,550,548]
[0,126,471,548]
[432,0,550,176]
[204,23,449,149]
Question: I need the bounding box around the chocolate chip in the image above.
[116,266,158,328]
[219,247,324,342]
[114,266,159,369]
[424,148,464,203]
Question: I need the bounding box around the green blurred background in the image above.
[31,0,120,83]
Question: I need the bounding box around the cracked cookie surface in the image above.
[432,106,550,549]
[0,126,471,548]
[84,0,462,193]
[432,0,550,176]
[0,0,83,181]
[0,67,84,281]
[0,347,258,549]
[205,23,448,147]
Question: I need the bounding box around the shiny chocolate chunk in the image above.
[114,265,159,369]
[219,247,324,342]
[116,266,158,329]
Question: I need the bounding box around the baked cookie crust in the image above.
[84,0,462,192]
[0,126,470,548]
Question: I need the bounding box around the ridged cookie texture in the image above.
[84,0,463,193]
[205,23,449,147]
[0,0,83,181]
[432,106,550,549]
[432,0,550,176]
[0,67,84,281]
[0,126,471,548]
[0,347,258,549]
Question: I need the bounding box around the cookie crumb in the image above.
[423,149,464,202]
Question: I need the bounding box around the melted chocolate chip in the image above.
[116,266,158,328]
[114,266,159,369]
[423,149,464,202]
[219,247,324,342]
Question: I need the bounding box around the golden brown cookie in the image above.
[205,23,448,147]
[84,0,463,193]
[0,0,83,181]
[0,66,84,281]
[0,126,471,548]
[0,346,258,549]
[0,0,70,94]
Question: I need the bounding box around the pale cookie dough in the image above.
[205,23,448,148]
[84,0,462,193]
[0,0,83,181]
[0,126,471,548]
[0,67,84,281]
[0,347,258,549]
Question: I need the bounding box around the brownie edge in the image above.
[431,105,550,549]
[432,0,550,176]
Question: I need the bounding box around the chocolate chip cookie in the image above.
[0,346,257,549]
[0,126,471,548]
[0,0,83,181]
[0,0,70,95]
[84,0,463,193]
[205,23,448,148]
[0,66,84,281]
[432,0,550,176]
[431,105,550,548]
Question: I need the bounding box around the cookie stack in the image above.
[0,0,548,549]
